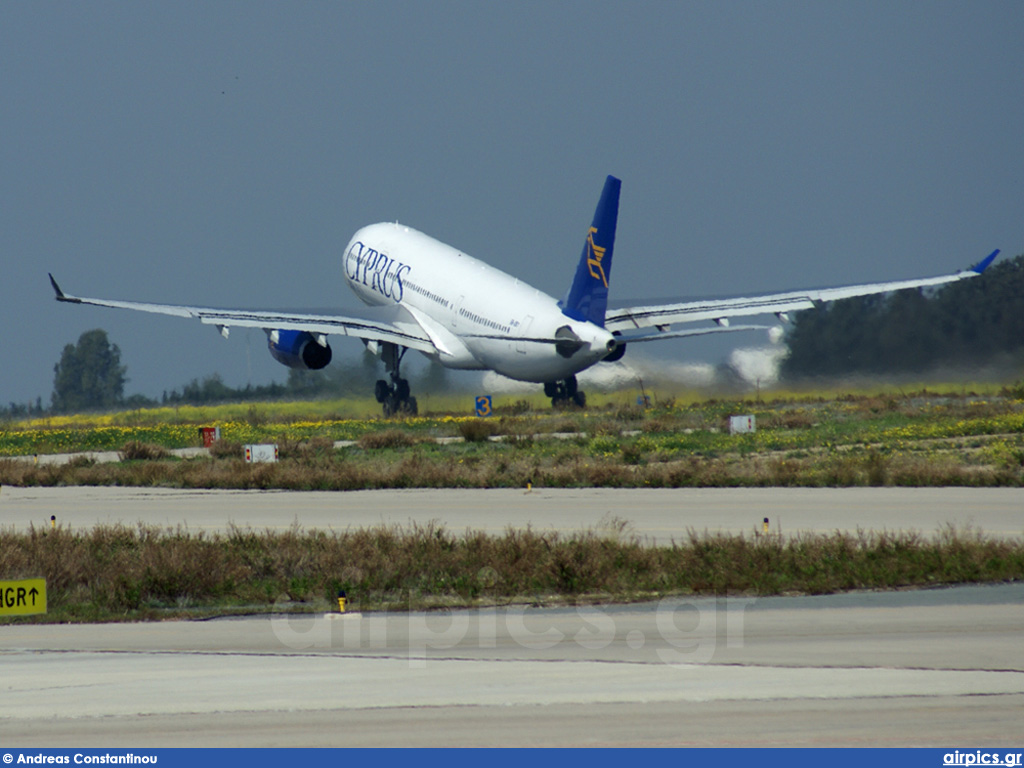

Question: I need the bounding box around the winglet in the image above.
[49,274,83,304]
[560,175,621,327]
[970,249,1000,275]
[49,273,69,301]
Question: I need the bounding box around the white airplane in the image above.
[50,175,999,415]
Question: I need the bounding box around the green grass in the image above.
[2,385,1024,488]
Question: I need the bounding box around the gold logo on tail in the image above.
[586,227,608,288]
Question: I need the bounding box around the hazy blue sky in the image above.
[4,2,1023,405]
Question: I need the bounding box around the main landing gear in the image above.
[374,344,418,417]
[544,375,586,408]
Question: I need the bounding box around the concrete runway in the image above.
[2,485,1024,540]
[2,584,1022,746]
[2,486,1023,746]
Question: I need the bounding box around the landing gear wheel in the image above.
[545,376,586,409]
[374,344,420,417]
[396,378,411,401]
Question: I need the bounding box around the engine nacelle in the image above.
[267,330,332,370]
[603,334,626,362]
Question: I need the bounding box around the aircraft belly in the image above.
[486,347,594,383]
[433,338,485,370]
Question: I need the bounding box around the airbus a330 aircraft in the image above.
[50,176,999,415]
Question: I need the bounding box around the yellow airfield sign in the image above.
[0,578,47,616]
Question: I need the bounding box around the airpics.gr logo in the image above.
[585,226,608,288]
[346,241,411,303]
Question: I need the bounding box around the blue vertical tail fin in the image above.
[560,175,621,327]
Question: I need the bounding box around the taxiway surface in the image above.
[2,485,1023,539]
[2,584,1022,746]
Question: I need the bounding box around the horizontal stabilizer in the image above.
[615,323,771,344]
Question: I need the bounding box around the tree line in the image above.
[781,253,1024,379]
[2,329,449,417]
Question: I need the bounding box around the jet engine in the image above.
[603,333,626,362]
[267,330,332,370]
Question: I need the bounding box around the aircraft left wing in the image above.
[604,250,1000,337]
[48,275,439,354]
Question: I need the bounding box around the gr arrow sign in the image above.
[0,578,47,616]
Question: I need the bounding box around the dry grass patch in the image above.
[119,441,170,461]
[358,430,421,450]
[458,420,499,442]
[2,523,1021,623]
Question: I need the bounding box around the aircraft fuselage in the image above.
[342,223,615,383]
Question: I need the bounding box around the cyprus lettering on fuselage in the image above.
[345,241,411,302]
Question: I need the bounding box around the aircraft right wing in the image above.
[604,250,1000,338]
[48,274,439,354]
